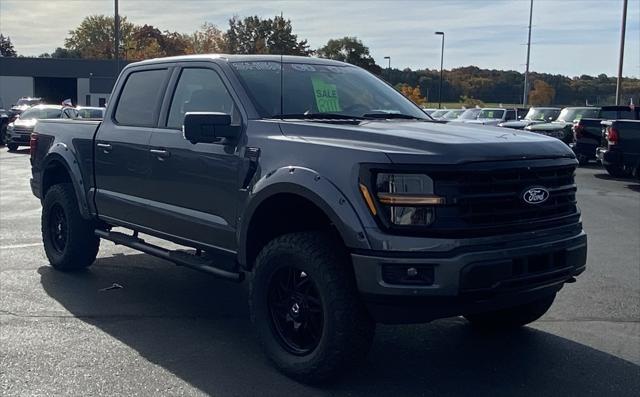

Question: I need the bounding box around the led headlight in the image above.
[374,173,444,227]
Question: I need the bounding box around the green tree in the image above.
[0,34,17,57]
[316,37,381,74]
[39,47,81,58]
[127,24,190,59]
[64,15,134,59]
[224,15,311,55]
[188,22,226,54]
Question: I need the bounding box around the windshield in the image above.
[458,108,481,120]
[19,107,61,119]
[557,108,599,122]
[77,108,104,119]
[442,109,464,119]
[430,110,449,118]
[526,108,561,121]
[231,61,428,119]
[16,99,41,107]
[478,109,505,119]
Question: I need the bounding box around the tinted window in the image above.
[115,69,168,127]
[505,110,516,120]
[167,68,240,129]
[20,107,62,119]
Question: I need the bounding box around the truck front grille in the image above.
[430,160,580,236]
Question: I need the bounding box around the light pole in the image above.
[435,31,444,109]
[523,0,533,106]
[615,0,628,105]
[384,56,391,81]
[114,0,120,77]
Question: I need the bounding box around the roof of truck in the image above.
[129,54,349,67]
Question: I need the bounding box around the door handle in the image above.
[97,143,112,152]
[150,149,171,159]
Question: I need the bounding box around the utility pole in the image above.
[435,31,444,109]
[615,0,628,105]
[523,0,533,106]
[114,0,120,77]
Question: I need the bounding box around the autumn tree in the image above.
[225,15,311,55]
[0,34,17,57]
[127,24,190,59]
[528,80,556,106]
[316,37,381,74]
[64,15,134,59]
[398,84,427,106]
[188,22,226,54]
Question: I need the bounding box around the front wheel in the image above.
[464,294,556,330]
[7,143,18,151]
[249,232,375,384]
[42,183,100,271]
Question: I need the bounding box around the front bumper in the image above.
[352,227,587,324]
[6,129,31,145]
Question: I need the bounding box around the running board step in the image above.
[95,229,243,282]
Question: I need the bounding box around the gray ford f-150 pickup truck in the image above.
[31,54,587,383]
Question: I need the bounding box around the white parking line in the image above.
[0,243,42,249]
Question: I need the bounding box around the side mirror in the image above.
[183,112,239,144]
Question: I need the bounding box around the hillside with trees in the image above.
[4,14,639,107]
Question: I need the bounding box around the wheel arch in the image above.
[238,167,370,269]
[40,149,91,219]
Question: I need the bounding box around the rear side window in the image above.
[114,69,168,127]
[505,110,516,120]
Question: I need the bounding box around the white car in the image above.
[463,108,518,126]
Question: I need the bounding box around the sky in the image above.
[1,0,639,78]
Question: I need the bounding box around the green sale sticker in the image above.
[312,78,341,113]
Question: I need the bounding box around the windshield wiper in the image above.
[270,113,365,120]
[362,113,425,120]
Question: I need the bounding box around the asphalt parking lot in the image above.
[1,147,639,396]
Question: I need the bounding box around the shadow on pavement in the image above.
[40,253,640,396]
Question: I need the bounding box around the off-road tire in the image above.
[7,143,18,151]
[42,183,99,271]
[605,164,629,178]
[249,232,375,384]
[464,294,556,330]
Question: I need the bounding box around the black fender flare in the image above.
[40,143,92,219]
[237,166,371,267]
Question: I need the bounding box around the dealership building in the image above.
[0,57,131,109]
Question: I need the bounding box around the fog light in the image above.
[382,264,434,286]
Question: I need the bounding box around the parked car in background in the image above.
[76,106,105,119]
[597,119,640,177]
[572,105,640,165]
[526,107,600,145]
[429,109,449,119]
[464,108,517,126]
[499,107,561,130]
[449,107,482,123]
[5,105,77,151]
[0,100,9,145]
[8,97,44,119]
[440,109,466,120]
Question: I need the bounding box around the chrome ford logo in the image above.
[523,187,549,204]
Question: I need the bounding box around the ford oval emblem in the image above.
[523,187,550,204]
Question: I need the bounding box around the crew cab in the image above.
[30,55,587,383]
[526,107,600,144]
[463,107,518,126]
[597,119,640,177]
[499,107,561,130]
[572,105,640,165]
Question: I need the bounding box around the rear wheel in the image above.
[249,232,375,384]
[464,294,556,330]
[576,154,589,166]
[42,183,100,271]
[7,143,18,151]
[605,164,629,178]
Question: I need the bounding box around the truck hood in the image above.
[526,121,570,132]
[278,120,574,164]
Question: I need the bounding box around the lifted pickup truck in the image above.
[572,105,640,165]
[31,55,587,383]
[597,119,640,177]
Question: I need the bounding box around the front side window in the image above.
[557,108,599,122]
[114,69,168,127]
[231,61,428,119]
[167,68,240,129]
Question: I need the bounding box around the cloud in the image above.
[1,0,638,77]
